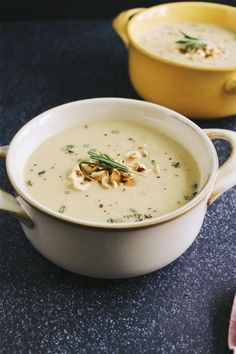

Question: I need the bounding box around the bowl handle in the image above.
[204,129,236,205]
[0,146,34,228]
[225,76,236,95]
[112,8,146,48]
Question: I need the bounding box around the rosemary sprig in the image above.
[79,150,143,176]
[88,150,130,172]
[176,31,209,53]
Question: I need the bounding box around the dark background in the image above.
[1,0,235,20]
[0,1,236,353]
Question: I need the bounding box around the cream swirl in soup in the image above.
[139,23,236,68]
[25,120,200,223]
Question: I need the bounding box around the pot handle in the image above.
[224,75,236,95]
[0,146,34,227]
[112,8,146,48]
[204,129,236,205]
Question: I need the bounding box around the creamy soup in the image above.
[139,23,236,67]
[25,120,200,223]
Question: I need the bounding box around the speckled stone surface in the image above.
[0,19,236,354]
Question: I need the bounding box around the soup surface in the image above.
[139,23,236,67]
[25,120,200,223]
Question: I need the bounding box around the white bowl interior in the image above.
[7,98,216,220]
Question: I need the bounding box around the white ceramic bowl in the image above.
[0,98,236,278]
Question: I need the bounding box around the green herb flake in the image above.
[111,130,120,134]
[130,208,137,213]
[84,125,88,129]
[172,162,180,168]
[38,170,46,176]
[107,218,115,223]
[26,180,33,186]
[144,214,153,219]
[151,160,156,165]
[184,191,198,201]
[63,145,74,151]
[99,204,104,208]
[59,205,65,213]
[61,145,75,153]
[65,190,71,194]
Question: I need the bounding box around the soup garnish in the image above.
[139,23,236,67]
[176,31,210,52]
[25,119,200,223]
[176,31,227,60]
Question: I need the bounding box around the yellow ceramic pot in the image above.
[113,2,236,119]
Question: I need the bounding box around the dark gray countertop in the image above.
[0,19,236,354]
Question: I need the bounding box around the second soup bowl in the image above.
[113,2,236,118]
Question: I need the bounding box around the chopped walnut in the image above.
[68,167,90,191]
[110,169,122,187]
[129,161,147,173]
[135,144,149,157]
[153,163,161,176]
[125,150,142,160]
[183,43,228,61]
